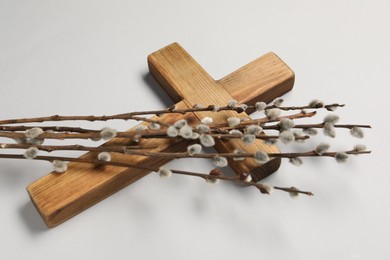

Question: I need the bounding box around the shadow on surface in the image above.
[19,201,48,234]
[142,72,175,108]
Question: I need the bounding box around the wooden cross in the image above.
[27,42,294,228]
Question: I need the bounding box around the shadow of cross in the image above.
[27,42,295,228]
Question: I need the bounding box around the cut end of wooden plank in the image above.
[250,158,281,182]
[218,52,295,113]
[26,102,196,228]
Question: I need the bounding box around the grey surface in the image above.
[0,0,389,259]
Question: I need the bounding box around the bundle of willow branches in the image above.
[0,98,371,197]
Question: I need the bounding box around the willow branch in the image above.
[262,122,372,131]
[0,125,100,133]
[0,105,238,126]
[0,102,341,126]
[261,103,344,111]
[0,143,156,153]
[138,132,310,141]
[212,111,317,131]
[124,149,370,159]
[0,154,313,196]
[170,169,313,196]
[0,113,170,127]
[0,129,309,142]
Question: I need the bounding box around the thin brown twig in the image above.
[0,153,313,196]
[212,111,318,131]
[124,149,371,159]
[0,102,343,126]
[0,125,100,133]
[0,143,157,153]
[0,129,309,142]
[261,103,344,111]
[170,169,313,196]
[262,122,372,131]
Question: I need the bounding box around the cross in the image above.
[27,42,294,228]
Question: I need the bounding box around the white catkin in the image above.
[174,119,187,129]
[254,151,269,164]
[28,138,45,145]
[100,127,117,140]
[193,104,204,109]
[187,144,202,155]
[25,128,44,139]
[201,116,213,125]
[315,143,330,155]
[227,117,241,127]
[265,108,281,120]
[233,149,246,161]
[200,134,215,147]
[242,134,256,145]
[168,105,177,111]
[264,138,278,145]
[289,157,303,166]
[245,125,263,135]
[14,138,27,144]
[179,125,193,139]
[148,123,161,130]
[353,144,366,152]
[335,152,349,163]
[289,188,300,199]
[261,183,274,194]
[158,167,172,178]
[23,147,39,159]
[52,160,68,173]
[244,174,252,182]
[196,124,210,133]
[350,127,364,138]
[206,178,219,184]
[279,118,295,131]
[135,125,147,133]
[303,128,318,136]
[323,122,336,138]
[212,105,220,112]
[239,104,248,111]
[227,99,238,108]
[323,114,340,124]
[229,129,243,136]
[255,101,267,112]
[167,125,179,137]
[279,131,295,144]
[97,152,111,162]
[191,133,200,139]
[133,134,141,143]
[308,99,324,108]
[273,98,284,107]
[293,131,306,143]
[213,156,228,167]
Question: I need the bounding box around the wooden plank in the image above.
[219,52,295,114]
[27,101,196,227]
[148,43,288,181]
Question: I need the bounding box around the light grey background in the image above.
[0,1,389,259]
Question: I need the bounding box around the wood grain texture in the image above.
[148,43,294,181]
[28,42,295,228]
[219,52,295,114]
[27,101,197,227]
